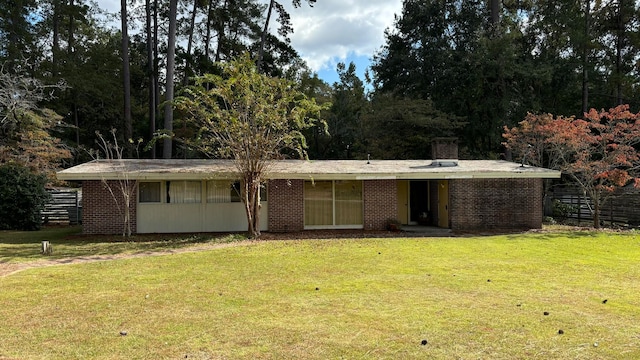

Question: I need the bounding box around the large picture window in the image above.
[167,181,201,203]
[304,180,362,227]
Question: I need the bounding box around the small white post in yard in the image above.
[41,240,53,255]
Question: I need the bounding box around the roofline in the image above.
[57,170,562,181]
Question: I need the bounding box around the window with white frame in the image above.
[207,180,267,203]
[206,180,232,203]
[167,181,201,203]
[304,180,362,227]
[139,182,161,203]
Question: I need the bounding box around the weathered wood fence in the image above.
[550,186,640,227]
[42,189,82,225]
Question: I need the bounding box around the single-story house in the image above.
[56,140,561,235]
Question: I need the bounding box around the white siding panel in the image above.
[137,202,268,233]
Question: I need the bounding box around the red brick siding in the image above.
[82,180,138,235]
[267,179,304,232]
[363,180,398,230]
[449,178,543,230]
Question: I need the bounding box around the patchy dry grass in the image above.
[0,226,246,264]
[0,229,639,359]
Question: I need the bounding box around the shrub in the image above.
[552,199,578,222]
[385,218,402,231]
[0,163,50,230]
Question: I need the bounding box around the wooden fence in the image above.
[42,189,82,225]
[550,186,640,227]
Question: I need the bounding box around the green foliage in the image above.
[0,163,50,231]
[0,0,37,71]
[371,0,640,157]
[552,199,578,222]
[176,54,326,161]
[306,62,364,159]
[363,93,466,159]
[174,54,327,237]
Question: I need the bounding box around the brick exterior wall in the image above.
[267,179,304,232]
[82,180,137,235]
[363,179,398,230]
[449,178,543,230]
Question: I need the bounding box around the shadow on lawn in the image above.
[0,226,247,261]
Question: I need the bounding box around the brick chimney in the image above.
[431,137,458,166]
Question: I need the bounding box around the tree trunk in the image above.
[256,0,275,73]
[243,174,261,238]
[204,0,213,61]
[52,0,60,75]
[182,0,199,86]
[153,0,160,144]
[121,0,133,155]
[145,0,156,158]
[73,102,79,146]
[68,0,75,56]
[214,0,228,62]
[581,0,590,114]
[490,0,499,25]
[615,0,623,105]
[163,0,178,159]
[593,192,600,228]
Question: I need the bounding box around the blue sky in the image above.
[97,0,403,86]
[315,53,371,86]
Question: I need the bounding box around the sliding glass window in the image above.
[304,180,362,227]
[335,180,363,225]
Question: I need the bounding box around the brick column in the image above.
[363,180,398,230]
[267,179,304,232]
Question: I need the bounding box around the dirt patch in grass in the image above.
[0,241,249,278]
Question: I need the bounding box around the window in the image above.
[207,181,232,203]
[304,181,333,226]
[139,182,161,203]
[207,180,267,203]
[230,181,242,202]
[335,180,363,225]
[304,180,362,227]
[167,181,201,203]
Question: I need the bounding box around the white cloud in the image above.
[97,0,119,14]
[95,0,403,73]
[284,0,402,72]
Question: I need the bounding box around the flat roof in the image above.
[56,159,561,181]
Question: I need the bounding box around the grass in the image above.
[0,226,246,263]
[1,229,640,359]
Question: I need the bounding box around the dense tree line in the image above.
[372,0,640,158]
[0,0,639,166]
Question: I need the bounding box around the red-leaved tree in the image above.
[504,105,640,228]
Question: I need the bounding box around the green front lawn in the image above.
[0,226,245,263]
[1,229,639,359]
